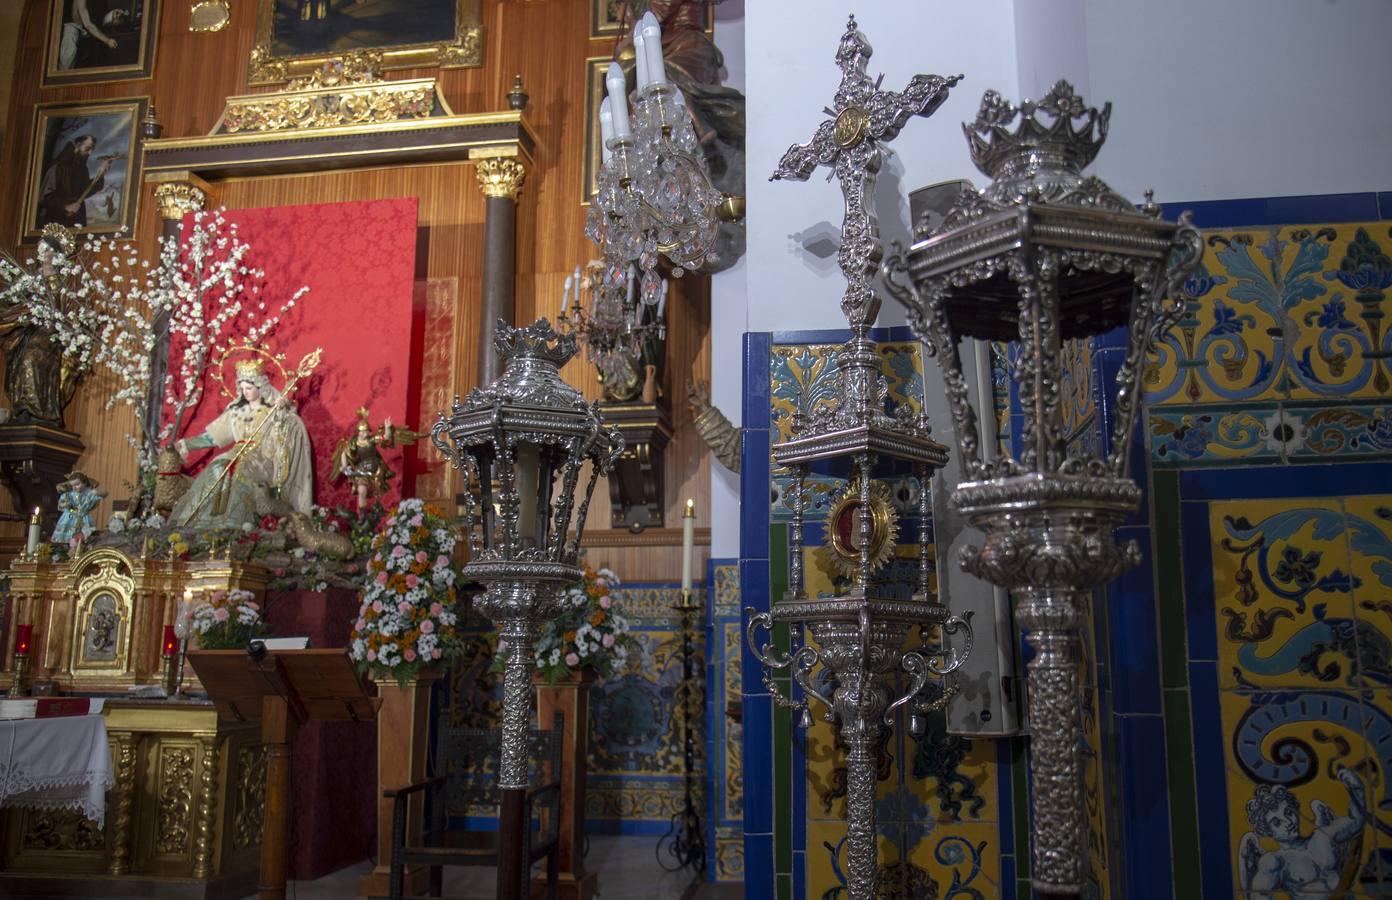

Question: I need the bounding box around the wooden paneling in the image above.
[0,0,711,575]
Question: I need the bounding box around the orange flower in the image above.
[564,630,576,643]
[590,611,605,626]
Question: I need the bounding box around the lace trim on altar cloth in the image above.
[0,764,115,823]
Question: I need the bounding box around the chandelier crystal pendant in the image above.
[556,261,666,398]
[586,11,740,301]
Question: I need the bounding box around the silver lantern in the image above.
[431,318,623,900]
[884,81,1203,896]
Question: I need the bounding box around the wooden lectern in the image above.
[187,648,380,900]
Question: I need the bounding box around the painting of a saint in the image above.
[22,100,144,242]
[250,0,481,83]
[44,0,160,86]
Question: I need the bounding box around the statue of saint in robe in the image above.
[169,358,314,531]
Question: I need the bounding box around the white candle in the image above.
[640,12,667,86]
[680,498,695,591]
[599,97,614,163]
[25,507,40,556]
[626,266,637,307]
[632,23,651,90]
[656,279,667,317]
[562,274,574,314]
[605,62,632,139]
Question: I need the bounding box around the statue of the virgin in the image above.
[169,356,314,530]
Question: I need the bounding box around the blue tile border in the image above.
[1160,191,1384,229]
[743,692,774,837]
[744,832,773,899]
[1188,660,1231,900]
[1179,494,1219,663]
[1106,527,1163,716]
[1114,716,1174,900]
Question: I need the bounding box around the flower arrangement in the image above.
[497,566,638,685]
[349,499,465,685]
[191,589,266,650]
[0,210,308,505]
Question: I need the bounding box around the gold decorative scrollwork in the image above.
[475,158,527,201]
[191,734,220,878]
[219,78,439,134]
[156,745,195,855]
[154,183,207,221]
[233,744,268,850]
[21,808,104,852]
[820,476,898,580]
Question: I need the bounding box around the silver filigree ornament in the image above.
[432,319,623,796]
[747,18,974,900]
[882,81,1203,896]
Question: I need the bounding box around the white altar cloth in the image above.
[0,706,113,823]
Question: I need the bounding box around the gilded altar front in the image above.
[0,700,263,899]
[1,550,270,694]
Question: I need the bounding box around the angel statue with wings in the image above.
[169,353,317,531]
[1239,769,1369,899]
[332,407,420,515]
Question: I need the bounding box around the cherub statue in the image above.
[1239,769,1368,899]
[331,408,421,514]
[52,470,106,545]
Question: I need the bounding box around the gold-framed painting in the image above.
[589,0,713,40]
[42,0,161,87]
[249,0,482,85]
[20,98,147,244]
[582,56,610,205]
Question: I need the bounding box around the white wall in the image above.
[1085,0,1392,203]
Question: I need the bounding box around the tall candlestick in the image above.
[632,22,651,90]
[680,498,695,591]
[605,62,632,139]
[25,507,40,557]
[599,96,615,163]
[639,12,667,86]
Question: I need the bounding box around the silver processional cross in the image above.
[772,16,961,333]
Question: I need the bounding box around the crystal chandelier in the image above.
[556,261,665,397]
[586,11,742,302]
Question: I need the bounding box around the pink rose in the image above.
[410,515,423,527]
[435,555,449,569]
[599,595,612,609]
[406,574,420,589]
[376,571,388,585]
[398,601,412,614]
[602,634,615,648]
[429,602,443,616]
[404,649,417,662]
[355,618,367,631]
[564,653,579,667]
[419,619,434,634]
[213,607,229,622]
[432,649,442,660]
[367,649,376,661]
[391,545,407,558]
[415,550,428,564]
[372,600,384,613]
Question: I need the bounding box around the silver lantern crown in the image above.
[884,81,1202,897]
[746,18,973,900]
[431,318,623,900]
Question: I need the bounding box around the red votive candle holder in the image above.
[162,625,178,658]
[15,624,32,655]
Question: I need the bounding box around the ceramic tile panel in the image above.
[1148,223,1392,408]
[1210,498,1362,691]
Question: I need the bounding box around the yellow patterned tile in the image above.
[1219,689,1379,895]
[1344,496,1392,690]
[1349,688,1392,892]
[1211,498,1359,690]
[903,822,1002,899]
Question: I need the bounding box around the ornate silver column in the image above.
[432,320,623,900]
[745,19,972,900]
[884,81,1202,895]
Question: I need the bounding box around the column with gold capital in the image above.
[147,172,213,451]
[474,156,527,385]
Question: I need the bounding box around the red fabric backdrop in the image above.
[170,198,422,511]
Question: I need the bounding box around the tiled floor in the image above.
[238,835,729,900]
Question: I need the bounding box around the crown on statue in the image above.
[964,80,1110,183]
[494,318,578,369]
[235,357,265,380]
[39,223,76,256]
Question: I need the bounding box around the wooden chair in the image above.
[383,712,563,900]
